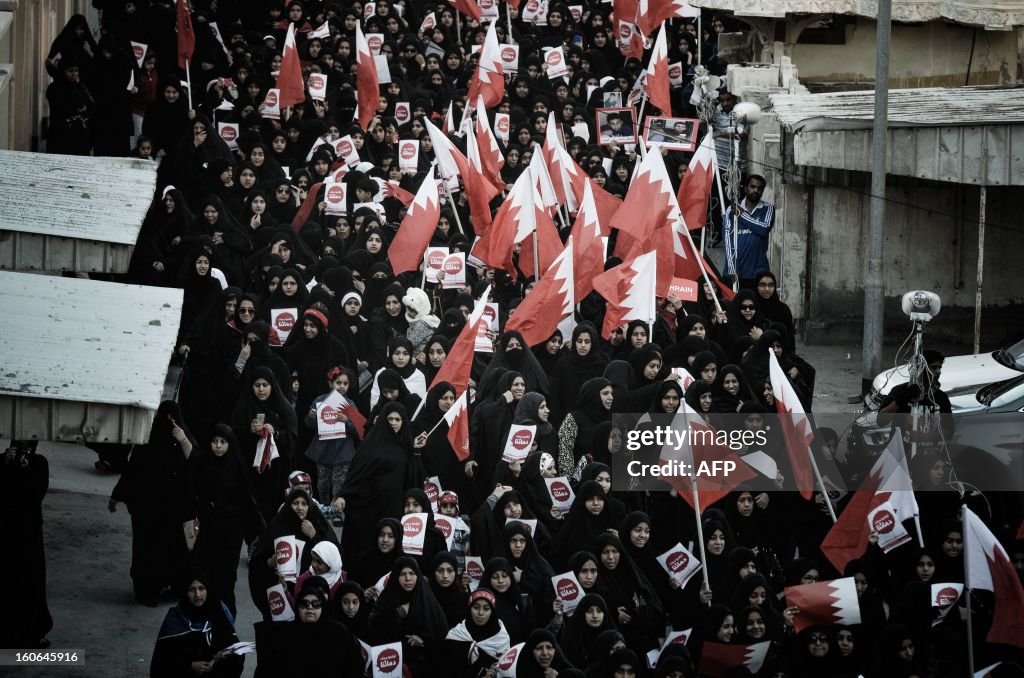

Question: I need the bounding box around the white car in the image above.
[864,338,1024,411]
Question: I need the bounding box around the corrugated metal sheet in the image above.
[0,272,181,443]
[0,150,156,272]
[689,0,1024,28]
[791,125,1024,185]
[770,86,1024,131]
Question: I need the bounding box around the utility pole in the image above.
[862,0,891,395]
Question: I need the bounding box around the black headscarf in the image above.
[550,480,617,570]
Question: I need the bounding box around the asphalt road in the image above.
[12,339,956,677]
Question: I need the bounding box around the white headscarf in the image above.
[311,541,344,588]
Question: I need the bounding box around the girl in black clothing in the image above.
[110,401,195,606]
[481,556,536,645]
[230,366,298,521]
[549,322,609,426]
[367,557,451,677]
[556,592,617,668]
[150,569,243,678]
[592,532,664,655]
[348,517,406,589]
[188,424,265,616]
[339,403,427,559]
[429,551,468,628]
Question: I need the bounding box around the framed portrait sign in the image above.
[595,107,638,146]
[642,116,699,152]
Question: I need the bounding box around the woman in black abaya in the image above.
[413,382,472,502]
[151,569,243,678]
[110,401,195,606]
[549,322,608,426]
[230,367,298,521]
[368,557,451,677]
[187,424,265,616]
[348,517,406,589]
[0,440,52,649]
[285,308,352,417]
[556,377,613,477]
[339,403,427,559]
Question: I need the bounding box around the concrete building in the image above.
[693,1,1024,346]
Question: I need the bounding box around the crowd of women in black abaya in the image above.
[60,1,1024,676]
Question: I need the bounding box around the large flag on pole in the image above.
[431,285,492,393]
[444,391,471,461]
[176,0,195,70]
[387,177,441,274]
[821,434,918,573]
[275,24,306,109]
[643,23,672,115]
[963,506,1024,649]
[569,180,607,300]
[355,24,380,130]
[475,97,505,187]
[467,21,504,108]
[448,0,483,22]
[505,238,576,346]
[677,133,716,232]
[637,0,700,37]
[768,349,816,499]
[593,251,657,338]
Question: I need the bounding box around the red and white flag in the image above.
[176,0,195,70]
[468,21,504,109]
[698,641,770,676]
[542,113,579,212]
[569,180,607,300]
[382,181,416,206]
[643,23,672,115]
[425,118,502,206]
[355,24,380,130]
[769,348,816,500]
[444,391,471,460]
[448,0,483,22]
[505,237,575,347]
[637,0,700,37]
[613,0,644,59]
[475,97,505,187]
[964,506,1024,649]
[677,133,716,232]
[822,434,919,573]
[387,177,440,274]
[611,147,679,239]
[528,144,559,215]
[309,21,331,39]
[442,103,457,136]
[463,123,499,229]
[275,24,306,110]
[785,577,861,633]
[431,285,492,393]
[658,402,757,512]
[516,197,563,281]
[593,251,657,338]
[473,168,536,274]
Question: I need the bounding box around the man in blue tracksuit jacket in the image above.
[724,174,775,289]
